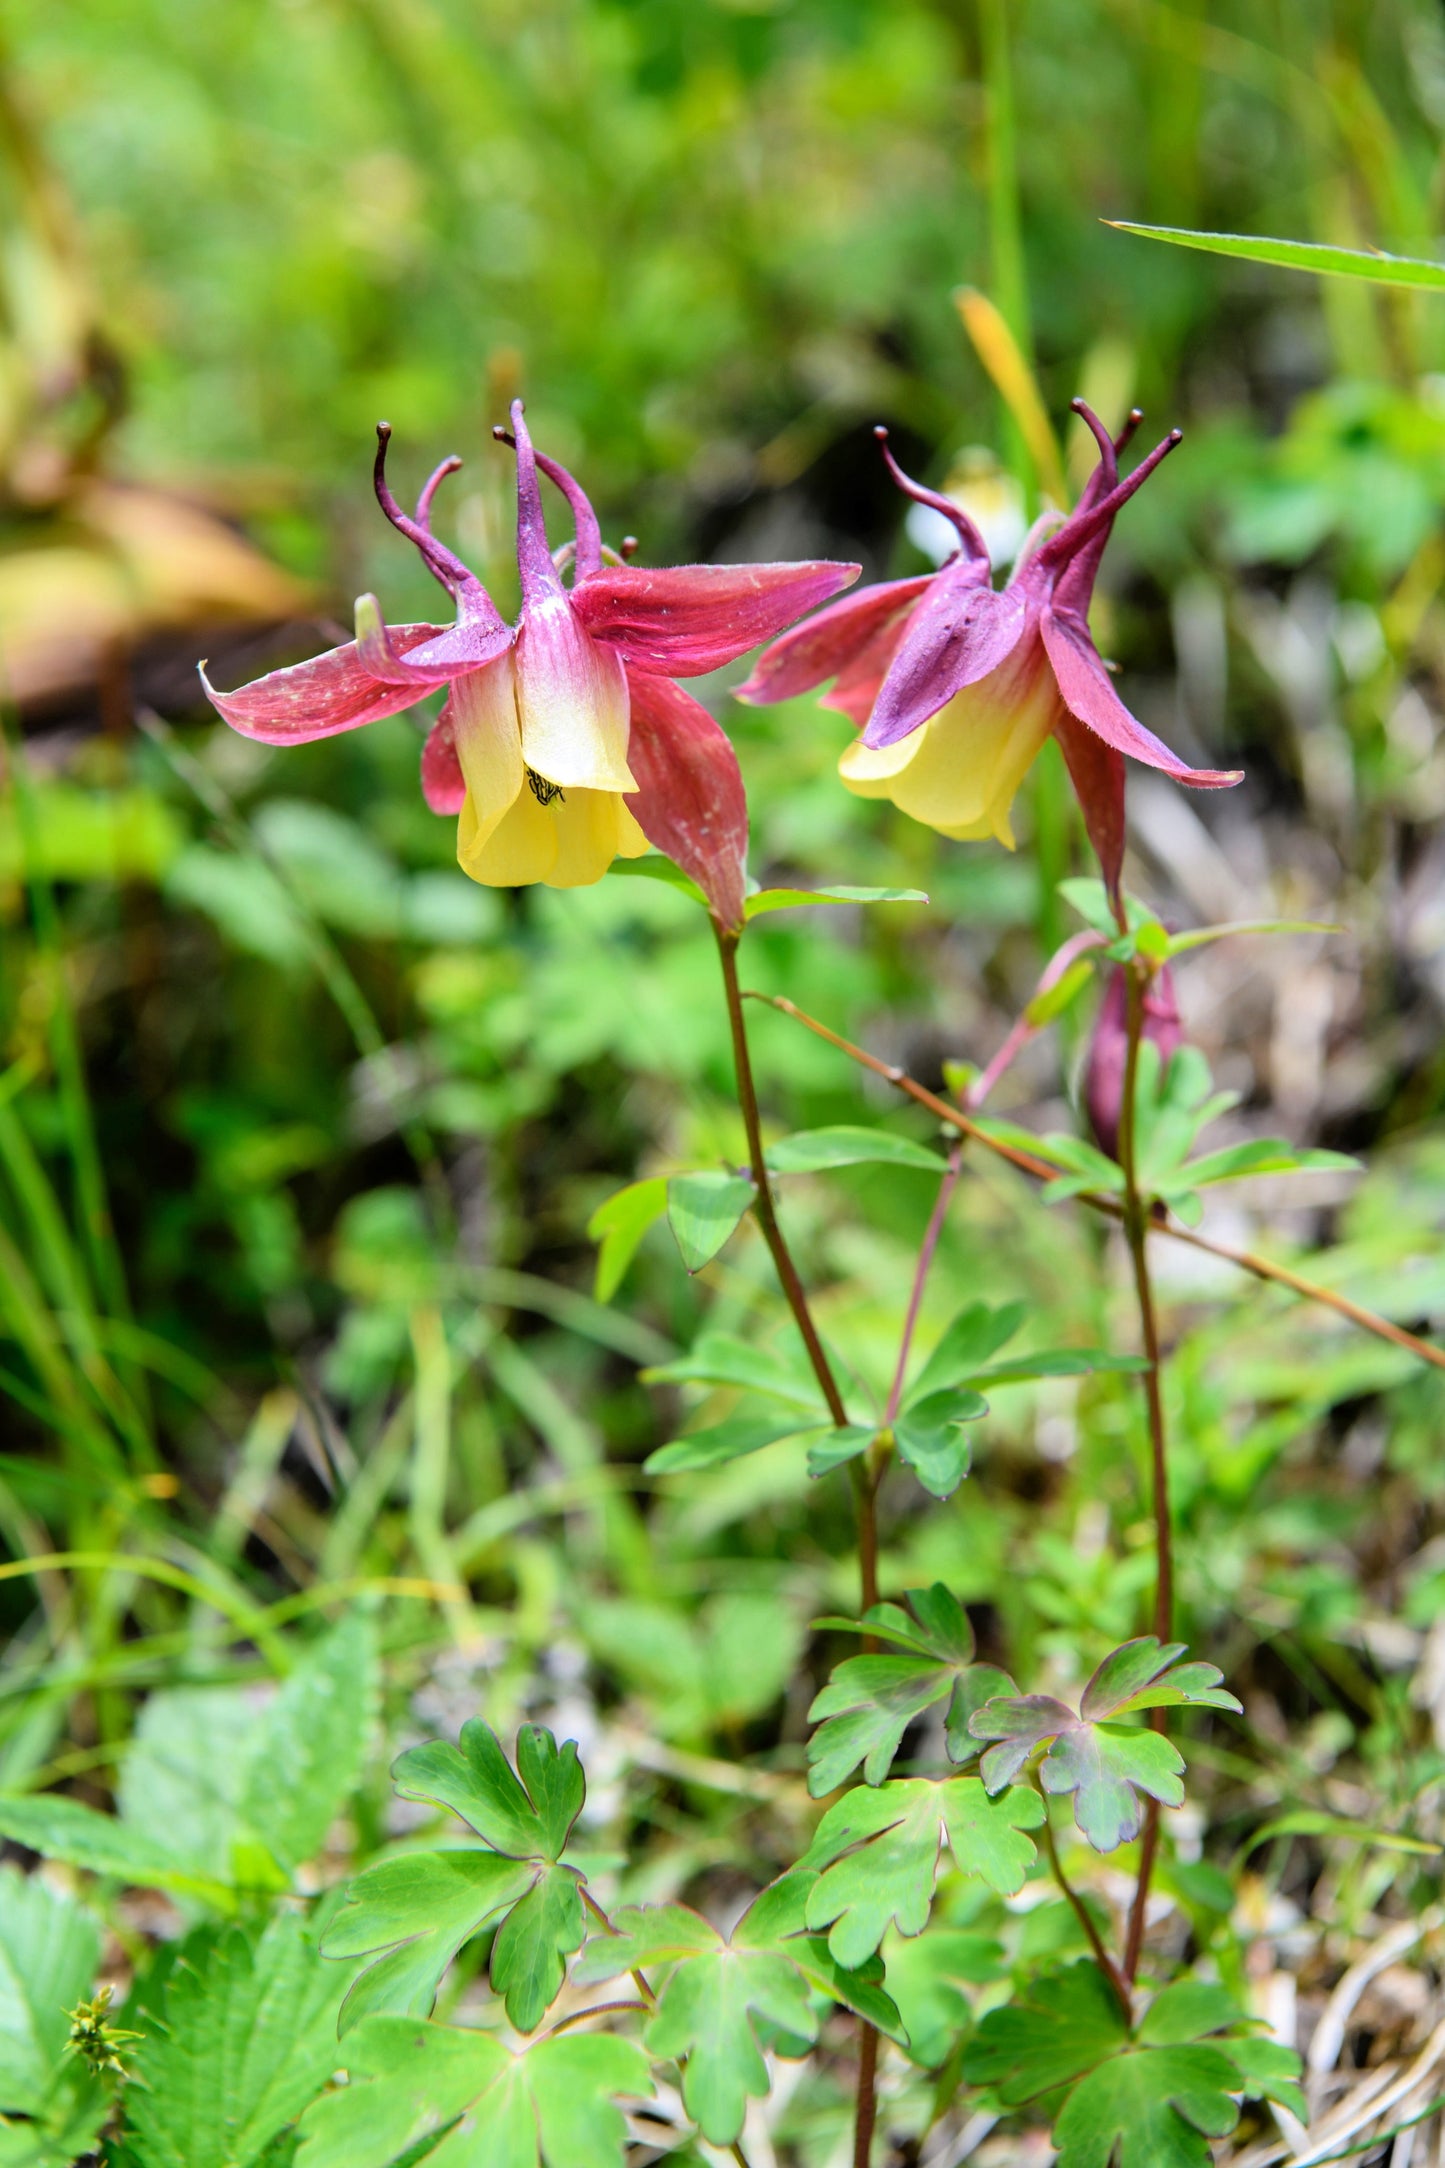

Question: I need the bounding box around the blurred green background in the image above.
[6,2,1445,2152]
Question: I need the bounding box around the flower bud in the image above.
[1084,964,1182,1161]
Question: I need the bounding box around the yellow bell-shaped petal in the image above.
[838,636,1061,847]
[514,596,635,793]
[450,651,647,889]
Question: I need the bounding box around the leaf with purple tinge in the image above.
[969,1640,1240,1852]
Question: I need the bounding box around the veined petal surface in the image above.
[733,576,932,706]
[571,558,860,677]
[624,669,748,929]
[200,625,450,744]
[514,598,635,792]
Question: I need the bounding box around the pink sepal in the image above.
[863,571,1028,749]
[732,575,932,706]
[200,625,450,745]
[421,701,467,814]
[1041,609,1242,788]
[624,670,749,931]
[1053,708,1127,912]
[571,558,860,677]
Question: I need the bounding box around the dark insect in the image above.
[525,767,566,808]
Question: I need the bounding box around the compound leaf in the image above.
[972,1642,1237,1851]
[802,1777,1043,1967]
[576,1877,902,2146]
[965,1960,1304,2165]
[0,1866,107,2165]
[295,2016,649,2168]
[391,1722,582,1863]
[806,1584,1009,1795]
[322,1851,535,2034]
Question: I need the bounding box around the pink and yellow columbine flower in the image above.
[202,403,858,927]
[737,404,1241,903]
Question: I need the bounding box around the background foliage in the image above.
[5,1,1445,2162]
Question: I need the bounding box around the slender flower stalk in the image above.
[1115,960,1172,1982]
[750,991,1445,1375]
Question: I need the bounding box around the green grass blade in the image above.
[1107,220,1445,290]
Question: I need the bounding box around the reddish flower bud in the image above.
[1084,964,1183,1161]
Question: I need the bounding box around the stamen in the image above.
[525,766,566,807]
[873,425,988,563]
[620,536,639,561]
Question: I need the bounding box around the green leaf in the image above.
[296,2017,650,2168]
[666,1171,754,1272]
[1107,219,1445,291]
[0,1794,234,1909]
[1024,957,1098,1027]
[967,1962,1303,2162]
[0,1866,104,2156]
[605,854,707,904]
[576,1876,902,2145]
[587,1177,669,1302]
[970,1349,1147,1386]
[806,1424,879,1476]
[1173,1139,1359,1190]
[126,1916,344,2168]
[387,1724,586,2030]
[801,1777,1043,1967]
[322,1851,536,2033]
[391,1723,583,1863]
[641,1330,824,1411]
[882,1926,1005,2069]
[893,1387,986,1499]
[1162,917,1339,957]
[241,1612,377,1870]
[489,1864,587,2034]
[743,885,927,917]
[971,1641,1238,1852]
[965,1961,1126,2102]
[766,1126,945,1175]
[1051,2042,1241,2167]
[1058,880,1155,936]
[906,1302,1024,1403]
[806,1585,1012,1796]
[645,1411,810,1474]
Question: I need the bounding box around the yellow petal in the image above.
[838,638,1060,846]
[616,801,650,858]
[515,598,635,792]
[452,654,526,871]
[460,785,559,886]
[543,788,631,888]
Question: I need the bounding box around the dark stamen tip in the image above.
[375,420,392,442]
[1168,428,1183,444]
[620,536,639,560]
[492,424,514,445]
[1070,397,1086,414]
[1128,407,1144,424]
[873,423,890,441]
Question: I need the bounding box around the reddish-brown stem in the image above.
[748,992,1445,1376]
[885,1145,964,1425]
[1116,962,1172,1982]
[1041,1808,1132,2023]
[715,932,849,1432]
[714,930,880,2161]
[852,2022,879,2168]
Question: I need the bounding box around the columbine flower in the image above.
[1084,962,1183,1160]
[202,404,857,924]
[737,405,1241,903]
